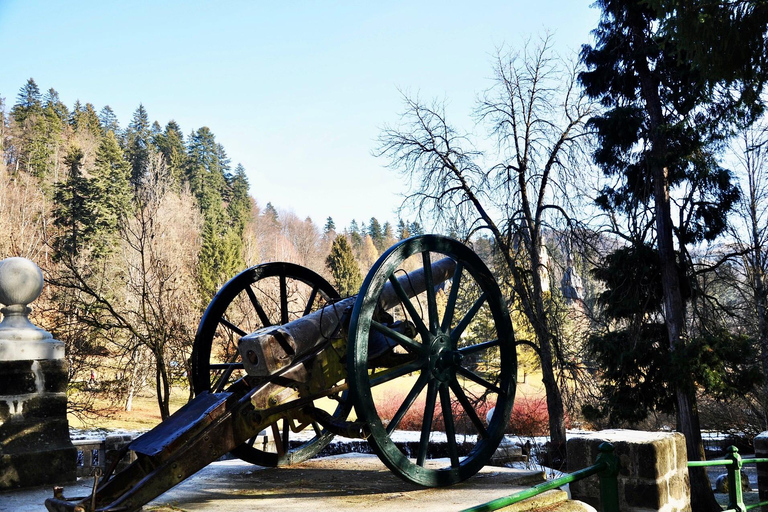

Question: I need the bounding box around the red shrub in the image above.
[373,390,549,437]
[507,397,549,436]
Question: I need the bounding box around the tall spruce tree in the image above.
[52,146,91,258]
[125,104,151,186]
[579,1,763,507]
[326,234,363,297]
[98,106,120,136]
[11,78,42,123]
[90,131,132,253]
[153,120,186,187]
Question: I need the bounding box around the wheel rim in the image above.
[192,262,346,466]
[348,235,516,486]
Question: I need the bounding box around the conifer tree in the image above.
[11,78,42,123]
[153,121,186,186]
[397,219,411,240]
[324,216,336,234]
[90,131,132,250]
[227,164,251,234]
[125,104,151,186]
[326,234,363,297]
[52,146,91,258]
[579,1,764,506]
[43,88,69,123]
[98,106,120,136]
[368,217,383,250]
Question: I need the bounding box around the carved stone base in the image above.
[0,358,76,490]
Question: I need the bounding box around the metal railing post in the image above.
[596,442,620,512]
[726,446,746,512]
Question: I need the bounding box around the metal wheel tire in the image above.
[192,262,346,467]
[348,235,517,486]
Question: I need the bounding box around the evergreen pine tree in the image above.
[153,120,186,187]
[326,234,363,297]
[43,88,69,123]
[125,104,151,186]
[90,131,132,249]
[227,164,251,234]
[11,78,42,123]
[368,217,383,250]
[324,216,336,234]
[98,106,120,136]
[397,219,411,240]
[52,146,91,258]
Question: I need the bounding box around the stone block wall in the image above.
[0,358,77,489]
[568,429,691,512]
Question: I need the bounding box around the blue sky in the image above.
[0,1,600,229]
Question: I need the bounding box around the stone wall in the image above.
[568,430,691,512]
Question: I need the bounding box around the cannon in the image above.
[45,235,517,512]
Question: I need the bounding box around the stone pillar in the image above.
[568,429,691,512]
[754,432,768,504]
[0,257,76,489]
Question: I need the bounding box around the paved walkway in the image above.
[2,455,547,512]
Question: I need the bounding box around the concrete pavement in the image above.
[2,454,551,512]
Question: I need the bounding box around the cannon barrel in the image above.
[238,257,456,376]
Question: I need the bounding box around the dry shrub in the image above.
[374,390,550,436]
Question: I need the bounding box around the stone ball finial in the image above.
[0,257,45,307]
[0,257,60,360]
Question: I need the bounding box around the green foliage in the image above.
[325,234,362,297]
[152,121,185,187]
[227,163,251,235]
[593,244,690,321]
[52,146,91,258]
[587,242,763,424]
[324,216,336,234]
[98,106,120,136]
[368,216,383,250]
[12,78,42,123]
[581,0,741,245]
[71,102,101,138]
[52,136,131,260]
[125,104,151,186]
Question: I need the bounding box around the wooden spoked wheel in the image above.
[192,262,346,467]
[348,235,517,486]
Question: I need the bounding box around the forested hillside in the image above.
[0,78,420,419]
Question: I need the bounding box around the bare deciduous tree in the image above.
[377,35,595,459]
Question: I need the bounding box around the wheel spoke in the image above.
[212,363,236,392]
[440,384,460,468]
[303,285,319,317]
[386,372,429,434]
[279,274,289,325]
[449,379,488,439]
[450,293,487,343]
[440,262,464,332]
[368,359,424,388]
[388,274,430,338]
[417,380,438,466]
[422,252,439,332]
[282,418,290,452]
[456,366,503,394]
[219,317,247,337]
[371,320,426,355]
[246,285,272,327]
[458,338,500,356]
[271,423,285,456]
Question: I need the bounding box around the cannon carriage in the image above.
[45,235,518,512]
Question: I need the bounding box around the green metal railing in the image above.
[688,446,768,512]
[461,442,620,512]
